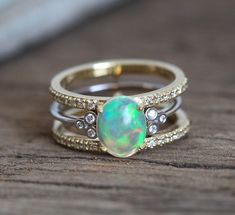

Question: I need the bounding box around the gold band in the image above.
[49,59,188,110]
[52,109,190,153]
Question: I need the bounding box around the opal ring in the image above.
[50,86,182,136]
[49,59,190,158]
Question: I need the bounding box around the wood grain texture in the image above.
[0,0,235,214]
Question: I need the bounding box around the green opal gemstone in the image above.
[97,96,147,158]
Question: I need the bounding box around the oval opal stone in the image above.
[97,96,146,158]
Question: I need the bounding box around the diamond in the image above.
[145,107,158,121]
[148,123,158,135]
[84,112,96,125]
[87,128,97,139]
[154,94,160,104]
[159,114,167,124]
[163,94,168,101]
[171,90,177,98]
[76,119,84,129]
[147,140,157,148]
[69,98,77,107]
[77,99,84,109]
[145,96,154,105]
[87,101,96,110]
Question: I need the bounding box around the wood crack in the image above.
[1,153,235,170]
[0,178,136,191]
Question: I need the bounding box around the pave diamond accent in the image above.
[49,77,188,108]
[145,96,154,105]
[77,99,85,109]
[87,100,96,110]
[147,140,157,148]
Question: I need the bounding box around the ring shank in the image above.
[61,62,175,87]
[50,59,188,108]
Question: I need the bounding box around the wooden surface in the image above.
[0,0,235,214]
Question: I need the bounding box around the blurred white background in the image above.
[0,0,126,61]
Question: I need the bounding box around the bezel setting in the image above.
[145,107,168,138]
[84,112,96,125]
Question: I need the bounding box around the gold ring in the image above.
[49,59,190,158]
[49,59,188,108]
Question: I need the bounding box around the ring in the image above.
[49,59,190,158]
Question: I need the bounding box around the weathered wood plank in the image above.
[0,0,235,214]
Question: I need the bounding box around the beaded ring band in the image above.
[52,109,190,154]
[49,59,190,158]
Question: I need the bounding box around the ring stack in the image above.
[49,59,190,158]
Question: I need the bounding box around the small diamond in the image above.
[84,112,96,124]
[148,123,158,135]
[159,114,167,124]
[145,107,158,121]
[154,94,160,104]
[77,99,84,109]
[147,140,157,148]
[87,128,97,139]
[76,120,84,129]
[171,90,177,98]
[146,96,154,105]
[163,94,168,101]
[70,98,77,106]
[87,101,96,110]
[177,87,182,94]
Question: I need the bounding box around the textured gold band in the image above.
[52,109,190,153]
[49,59,188,110]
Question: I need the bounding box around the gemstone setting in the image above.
[76,119,84,130]
[97,96,147,158]
[87,127,97,139]
[145,107,158,121]
[84,112,96,125]
[147,123,158,135]
[159,114,167,124]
